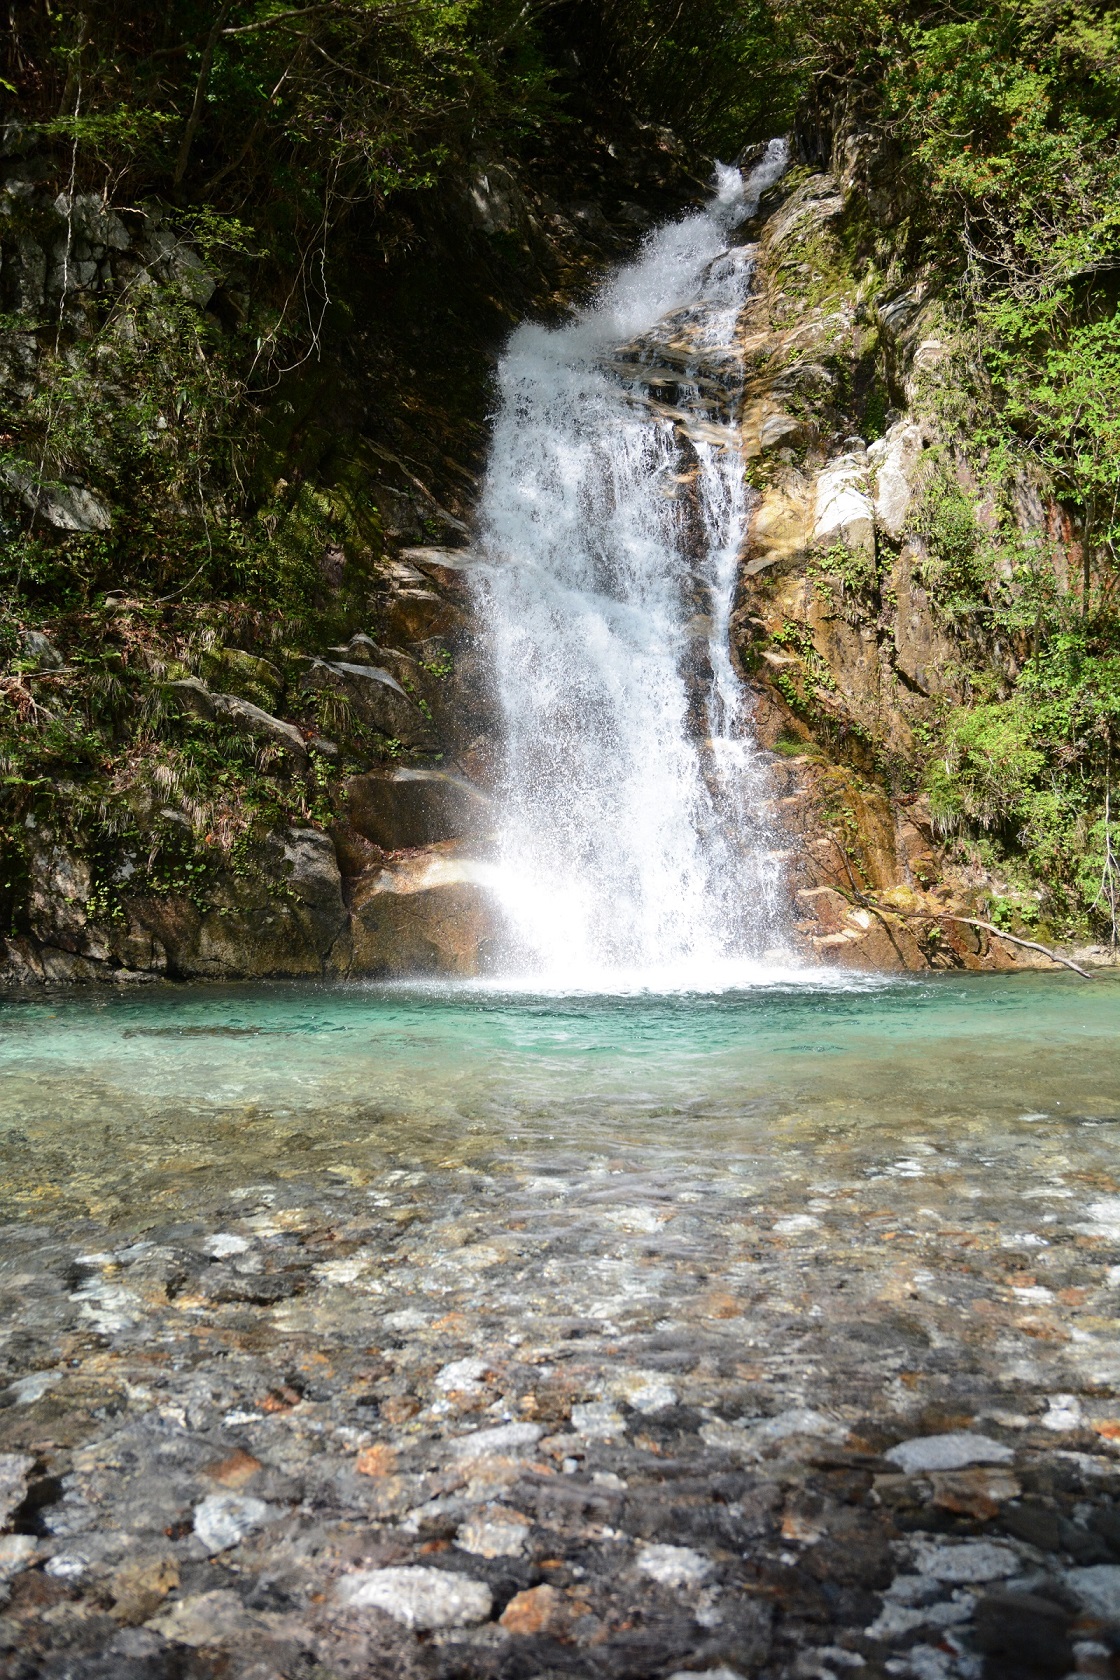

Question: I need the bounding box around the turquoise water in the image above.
[0,973,1118,1225]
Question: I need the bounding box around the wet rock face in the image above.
[347,847,499,977]
[730,163,1073,972]
[3,1100,1120,1680]
[346,769,492,853]
[5,826,501,986]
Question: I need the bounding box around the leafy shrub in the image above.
[907,469,988,603]
[928,702,1045,833]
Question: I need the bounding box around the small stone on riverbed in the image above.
[149,1589,258,1646]
[1066,1564,1120,1622]
[886,1430,1015,1473]
[449,1421,542,1458]
[335,1565,493,1628]
[0,1453,33,1529]
[192,1492,274,1553]
[202,1232,250,1258]
[456,1508,530,1557]
[637,1542,713,1588]
[571,1400,626,1438]
[910,1538,1021,1582]
[0,1534,37,1580]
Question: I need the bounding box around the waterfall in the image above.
[472,140,791,987]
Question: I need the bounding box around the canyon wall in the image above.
[0,130,1101,981]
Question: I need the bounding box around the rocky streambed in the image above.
[2,977,1120,1680]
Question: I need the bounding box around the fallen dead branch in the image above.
[867,900,1096,981]
[813,834,1097,979]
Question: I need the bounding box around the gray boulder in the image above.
[166,680,307,761]
[302,657,431,745]
[346,767,491,851]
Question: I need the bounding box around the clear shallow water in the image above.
[4,981,1120,1680]
[1,972,1118,1223]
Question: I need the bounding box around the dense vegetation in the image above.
[1,0,561,602]
[0,0,601,927]
[795,0,1120,941]
[3,0,1120,949]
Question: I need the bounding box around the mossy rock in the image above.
[199,648,283,711]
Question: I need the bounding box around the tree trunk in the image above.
[172,2,234,195]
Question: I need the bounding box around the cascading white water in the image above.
[472,140,791,986]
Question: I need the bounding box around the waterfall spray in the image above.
[472,139,791,986]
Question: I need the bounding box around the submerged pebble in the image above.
[335,1565,493,1628]
[1,977,1119,1677]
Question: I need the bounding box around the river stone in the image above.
[149,1589,257,1645]
[885,1431,1015,1474]
[6,1369,62,1404]
[346,767,491,851]
[742,1407,846,1454]
[972,1588,1073,1674]
[449,1421,542,1459]
[609,1369,677,1413]
[910,1539,1021,1583]
[456,1511,529,1558]
[0,1534,36,1579]
[335,1564,492,1628]
[435,1356,489,1391]
[202,1233,250,1259]
[571,1401,627,1439]
[0,1454,34,1529]
[1065,1564,1120,1622]
[637,1542,713,1588]
[45,1553,87,1580]
[699,1417,749,1454]
[192,1492,273,1553]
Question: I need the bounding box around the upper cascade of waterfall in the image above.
[472,139,792,990]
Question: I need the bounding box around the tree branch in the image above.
[221,3,336,36]
[864,899,1097,979]
[173,0,235,193]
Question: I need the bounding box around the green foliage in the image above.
[809,540,877,626]
[927,701,1045,834]
[927,621,1120,930]
[560,0,802,154]
[419,647,453,678]
[907,467,989,605]
[985,304,1120,581]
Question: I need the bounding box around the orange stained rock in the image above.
[930,1467,1021,1520]
[204,1449,261,1488]
[500,1584,569,1636]
[355,1443,398,1477]
[260,1386,302,1413]
[380,1394,421,1423]
[698,1290,741,1319]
